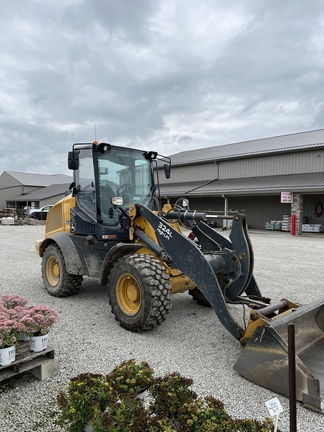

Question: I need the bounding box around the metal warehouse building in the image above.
[159,128,324,231]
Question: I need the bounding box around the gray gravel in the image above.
[0,224,324,431]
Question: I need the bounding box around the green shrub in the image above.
[57,373,116,432]
[149,373,197,419]
[107,359,154,395]
[56,361,275,432]
[92,394,150,432]
[230,417,275,432]
[177,396,232,431]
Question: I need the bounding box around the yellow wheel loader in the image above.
[36,141,324,412]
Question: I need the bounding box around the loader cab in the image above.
[68,142,169,232]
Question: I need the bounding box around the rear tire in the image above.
[188,287,211,307]
[41,244,83,297]
[108,254,171,332]
[188,274,229,307]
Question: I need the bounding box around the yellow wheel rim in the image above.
[116,274,141,315]
[46,256,60,287]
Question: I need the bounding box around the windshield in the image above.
[97,146,155,225]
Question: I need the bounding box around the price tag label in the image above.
[265,398,283,417]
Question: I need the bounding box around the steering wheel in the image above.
[117,183,134,195]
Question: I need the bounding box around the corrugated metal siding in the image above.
[167,162,218,183]
[161,173,324,196]
[168,195,287,229]
[304,194,324,225]
[226,196,290,229]
[166,194,324,229]
[218,150,324,179]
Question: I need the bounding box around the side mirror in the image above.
[68,151,79,170]
[164,163,171,179]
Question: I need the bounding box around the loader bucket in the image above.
[233,298,324,413]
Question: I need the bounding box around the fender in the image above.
[99,243,143,285]
[38,232,85,275]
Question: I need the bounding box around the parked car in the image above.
[30,205,53,220]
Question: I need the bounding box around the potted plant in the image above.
[57,360,154,431]
[149,372,197,421]
[107,359,154,395]
[0,309,20,365]
[57,372,116,432]
[0,295,30,341]
[0,295,59,356]
[92,394,151,432]
[24,305,58,352]
[0,294,28,309]
[56,362,276,432]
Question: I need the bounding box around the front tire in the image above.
[108,254,172,332]
[41,244,83,297]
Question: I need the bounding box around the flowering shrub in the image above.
[176,396,232,431]
[0,294,28,309]
[0,309,23,348]
[25,305,58,336]
[12,306,34,335]
[57,373,116,432]
[56,361,276,432]
[0,295,58,345]
[149,373,197,419]
[92,394,151,432]
[107,359,154,395]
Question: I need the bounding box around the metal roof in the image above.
[14,183,71,202]
[160,173,324,196]
[169,128,324,166]
[3,171,72,187]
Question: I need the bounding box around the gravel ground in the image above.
[0,224,324,431]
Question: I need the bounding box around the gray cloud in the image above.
[1,0,324,174]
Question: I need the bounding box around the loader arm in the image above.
[191,220,263,301]
[132,204,265,340]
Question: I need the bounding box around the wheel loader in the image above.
[36,141,324,413]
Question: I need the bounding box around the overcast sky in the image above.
[1,0,324,175]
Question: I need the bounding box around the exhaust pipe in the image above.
[234,298,324,413]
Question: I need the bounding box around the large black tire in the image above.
[108,254,172,332]
[188,287,211,307]
[41,244,83,297]
[188,274,229,307]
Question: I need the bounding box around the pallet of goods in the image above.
[302,224,324,233]
[281,215,291,232]
[265,220,282,231]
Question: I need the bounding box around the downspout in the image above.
[222,194,228,230]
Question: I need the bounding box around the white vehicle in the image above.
[30,205,53,220]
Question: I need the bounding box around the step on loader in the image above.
[36,141,324,412]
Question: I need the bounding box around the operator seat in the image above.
[100,185,118,222]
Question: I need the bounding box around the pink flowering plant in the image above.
[0,294,28,309]
[25,305,58,336]
[0,295,58,345]
[0,310,22,348]
[12,306,34,335]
